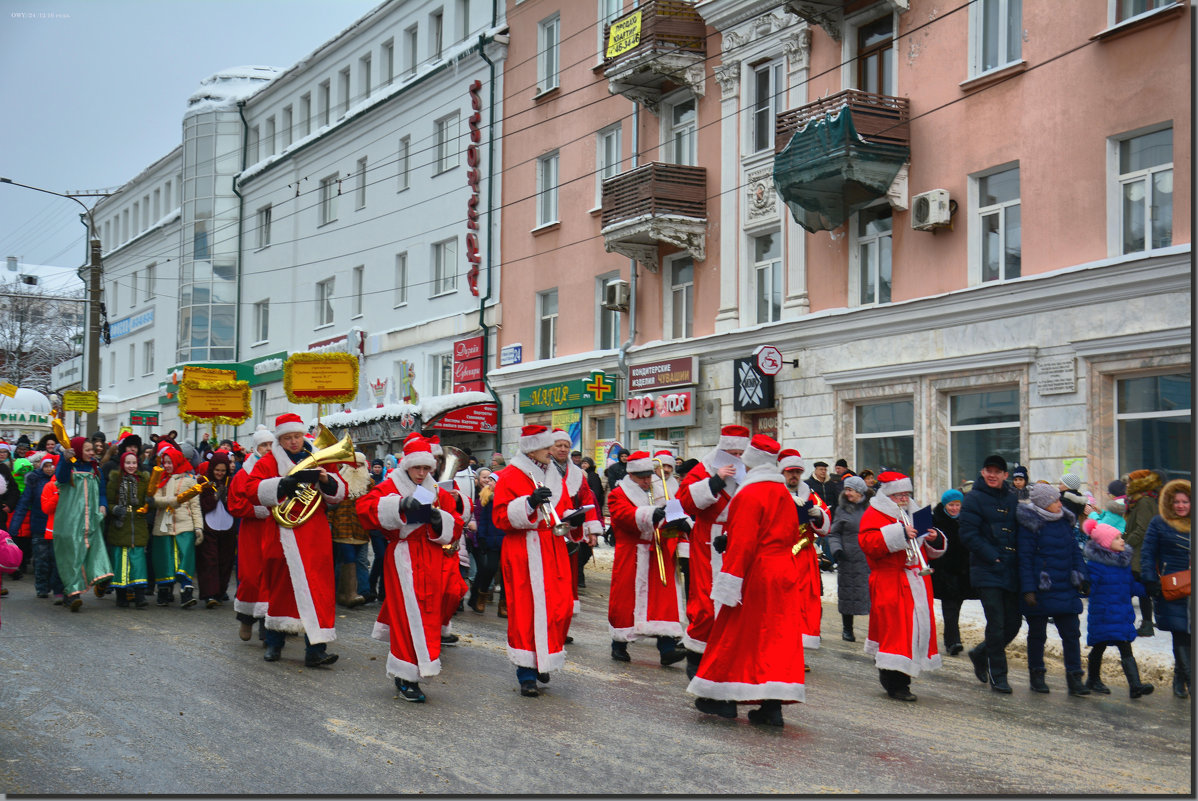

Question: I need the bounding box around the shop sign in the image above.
[628,356,698,392]
[465,79,483,297]
[500,344,523,367]
[454,359,483,383]
[0,410,50,427]
[519,370,617,413]
[109,307,154,341]
[62,390,98,413]
[425,402,497,433]
[454,381,485,393]
[626,387,696,431]
[130,410,160,426]
[733,357,774,412]
[750,412,778,438]
[453,334,484,393]
[606,10,642,58]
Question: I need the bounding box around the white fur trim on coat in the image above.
[256,477,282,509]
[428,507,455,545]
[506,496,538,530]
[687,472,719,510]
[377,495,405,531]
[390,539,441,679]
[686,676,805,703]
[276,526,336,644]
[881,521,909,553]
[710,572,743,608]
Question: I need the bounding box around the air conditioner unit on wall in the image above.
[911,189,951,230]
[603,279,630,312]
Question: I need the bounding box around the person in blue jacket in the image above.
[8,454,64,599]
[1081,517,1154,697]
[1017,483,1089,696]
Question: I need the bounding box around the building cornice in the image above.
[823,348,1036,387]
[1070,326,1191,357]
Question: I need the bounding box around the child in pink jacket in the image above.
[0,528,23,628]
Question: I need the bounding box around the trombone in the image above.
[898,507,933,576]
[649,458,682,586]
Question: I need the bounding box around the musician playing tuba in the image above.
[243,413,348,668]
[779,449,830,652]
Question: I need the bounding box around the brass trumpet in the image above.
[272,433,356,528]
[534,479,571,537]
[137,466,164,513]
[898,508,933,576]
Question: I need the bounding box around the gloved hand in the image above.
[796,502,811,525]
[400,495,425,514]
[708,475,726,495]
[111,506,128,524]
[428,509,443,530]
[454,494,465,513]
[832,549,845,564]
[529,486,553,507]
[674,518,693,534]
[1143,579,1162,597]
[1077,579,1091,597]
[277,474,304,500]
[562,509,587,528]
[1023,592,1037,607]
[712,533,728,554]
[651,507,667,526]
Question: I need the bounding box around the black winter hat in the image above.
[982,454,1008,472]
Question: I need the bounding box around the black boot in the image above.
[133,587,149,608]
[114,588,129,608]
[1066,671,1091,697]
[180,586,197,609]
[1086,648,1110,694]
[968,646,990,684]
[1121,655,1154,698]
[685,650,702,680]
[842,614,855,642]
[610,640,631,662]
[1174,644,1191,699]
[988,652,1012,693]
[1029,669,1050,694]
[156,586,171,606]
[747,699,783,726]
[694,697,737,718]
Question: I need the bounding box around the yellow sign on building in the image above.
[606,11,642,59]
[62,390,99,413]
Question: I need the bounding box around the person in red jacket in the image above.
[356,435,462,703]
[858,470,946,702]
[491,425,589,697]
[687,435,809,726]
[549,428,602,641]
[226,425,275,641]
[779,448,830,655]
[675,424,749,678]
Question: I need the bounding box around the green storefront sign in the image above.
[518,370,618,413]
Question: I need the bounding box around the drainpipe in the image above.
[232,100,250,442]
[478,34,503,449]
[615,101,641,444]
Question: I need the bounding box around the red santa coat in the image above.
[686,468,807,703]
[790,482,831,649]
[243,442,348,643]
[676,455,739,653]
[607,476,686,642]
[858,495,945,677]
[356,469,461,682]
[227,452,271,619]
[557,459,601,617]
[492,451,574,673]
[437,486,469,633]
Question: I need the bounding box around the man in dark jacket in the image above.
[959,454,1021,694]
[806,461,840,564]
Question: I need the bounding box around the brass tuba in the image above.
[436,445,467,552]
[271,433,356,528]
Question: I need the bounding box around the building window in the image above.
[665,96,697,166]
[142,339,154,376]
[1116,0,1172,23]
[435,113,459,173]
[753,233,782,324]
[263,116,275,157]
[397,135,411,190]
[300,93,312,137]
[128,343,136,380]
[254,388,267,424]
[537,290,558,360]
[430,8,444,59]
[857,15,895,95]
[193,220,209,260]
[1116,372,1191,481]
[536,151,559,227]
[596,124,621,203]
[350,265,364,318]
[431,353,454,395]
[133,201,140,234]
[669,256,694,339]
[597,273,622,350]
[318,80,331,126]
[144,263,155,301]
[319,174,339,225]
[282,105,293,147]
[355,157,368,209]
[752,61,783,153]
[538,14,560,94]
[152,188,161,220]
[432,238,458,295]
[360,53,372,98]
[972,0,1022,76]
[131,271,139,305]
[394,252,408,306]
[257,205,272,248]
[977,165,1020,282]
[857,205,893,305]
[855,399,915,477]
[405,25,419,75]
[316,279,336,326]
[382,39,395,85]
[457,0,470,40]
[253,299,269,343]
[1117,127,1172,254]
[949,387,1021,486]
[339,67,351,116]
[598,0,623,55]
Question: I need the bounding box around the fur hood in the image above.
[1159,478,1191,534]
[1126,469,1163,500]
[1084,540,1133,568]
[1016,502,1076,532]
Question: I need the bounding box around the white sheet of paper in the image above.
[711,449,746,482]
[664,498,687,522]
[412,485,436,505]
[437,480,455,491]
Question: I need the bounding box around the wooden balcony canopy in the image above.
[602,1,707,112]
[601,163,707,270]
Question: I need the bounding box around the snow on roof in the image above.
[319,391,494,430]
[0,258,84,295]
[186,66,282,115]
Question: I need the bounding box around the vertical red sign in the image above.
[466,80,483,297]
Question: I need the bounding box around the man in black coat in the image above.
[958,454,1020,694]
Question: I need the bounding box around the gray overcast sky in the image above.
[0,0,380,269]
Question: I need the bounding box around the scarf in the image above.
[1030,503,1064,521]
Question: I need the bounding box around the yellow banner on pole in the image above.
[62,390,99,413]
[183,366,236,383]
[178,379,251,426]
[606,11,642,58]
[0,383,16,398]
[283,352,359,405]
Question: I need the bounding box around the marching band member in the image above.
[858,470,946,702]
[688,435,809,726]
[549,428,602,640]
[428,434,470,646]
[492,425,589,697]
[779,449,830,653]
[227,425,275,642]
[356,436,462,703]
[676,424,750,679]
[606,450,688,666]
[243,413,347,668]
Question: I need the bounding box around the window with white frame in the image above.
[536,151,559,227]
[248,127,260,164]
[355,157,367,209]
[153,188,161,220]
[394,252,408,306]
[596,124,622,203]
[949,387,1021,486]
[666,96,697,165]
[317,278,335,326]
[282,106,293,147]
[855,399,914,477]
[253,299,269,343]
[1115,0,1173,23]
[108,356,115,387]
[457,0,470,40]
[360,53,372,98]
[751,61,783,153]
[430,9,444,59]
[977,165,1020,282]
[431,353,454,395]
[669,256,694,339]
[131,271,139,305]
[128,343,135,380]
[142,339,154,375]
[538,14,560,94]
[397,135,411,190]
[538,289,558,359]
[319,174,338,225]
[254,388,267,424]
[432,238,458,295]
[435,113,459,173]
[263,116,275,157]
[1116,372,1191,480]
[257,204,272,248]
[753,233,782,324]
[382,39,395,85]
[597,273,622,350]
[598,0,623,55]
[144,263,155,301]
[318,80,331,126]
[857,205,893,305]
[339,67,351,115]
[405,25,419,75]
[1117,127,1172,254]
[352,265,365,317]
[971,0,1022,76]
[300,93,312,137]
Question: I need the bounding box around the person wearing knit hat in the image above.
[675,424,749,679]
[8,451,65,600]
[1123,469,1164,637]
[356,435,464,702]
[103,450,153,608]
[196,450,239,609]
[51,435,114,611]
[226,425,277,642]
[150,444,204,609]
[688,434,812,727]
[242,412,349,668]
[929,488,972,656]
[1017,481,1090,695]
[827,473,872,643]
[491,424,589,696]
[1010,465,1030,502]
[548,429,603,640]
[778,447,830,651]
[857,470,946,701]
[1056,473,1087,520]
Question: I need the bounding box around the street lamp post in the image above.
[0,177,108,435]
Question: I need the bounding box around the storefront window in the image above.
[949,387,1020,485]
[855,399,914,477]
[1117,372,1191,481]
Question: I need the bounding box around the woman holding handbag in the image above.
[1141,478,1191,699]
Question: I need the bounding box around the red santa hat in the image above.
[427,434,442,458]
[552,428,571,444]
[716,424,751,452]
[624,450,653,473]
[778,448,805,472]
[877,470,913,497]
[274,413,306,437]
[40,453,59,467]
[652,450,675,468]
[252,424,274,447]
[742,434,781,470]
[519,424,556,453]
[400,436,436,471]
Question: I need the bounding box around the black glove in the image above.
[651,507,667,525]
[428,509,443,530]
[672,518,693,535]
[1023,592,1037,607]
[529,486,553,507]
[277,474,304,500]
[1077,579,1091,597]
[712,533,727,554]
[317,471,337,492]
[562,509,587,528]
[111,506,128,523]
[455,494,465,514]
[400,495,425,514]
[708,475,726,495]
[832,549,845,564]
[1143,580,1162,597]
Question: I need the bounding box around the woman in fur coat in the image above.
[827,475,871,642]
[1141,479,1191,699]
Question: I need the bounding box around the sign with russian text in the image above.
[629,357,698,392]
[0,383,16,398]
[453,334,485,393]
[625,388,697,431]
[183,365,236,384]
[465,79,483,297]
[606,11,642,58]
[130,410,160,426]
[519,370,617,413]
[424,402,497,433]
[283,352,359,404]
[62,390,99,413]
[109,307,154,341]
[178,379,251,425]
[500,344,523,366]
[0,410,50,427]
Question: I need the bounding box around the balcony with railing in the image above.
[600,162,706,270]
[602,1,707,113]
